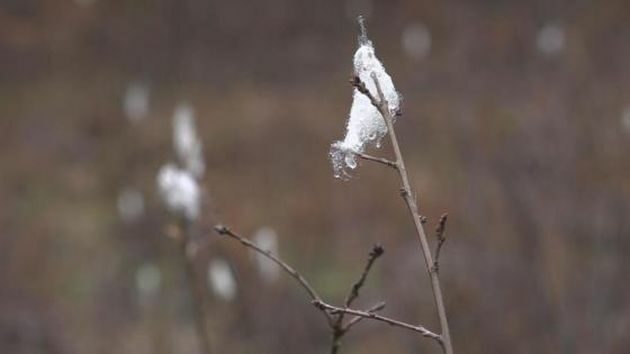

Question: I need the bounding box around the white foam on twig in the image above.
[330,23,400,179]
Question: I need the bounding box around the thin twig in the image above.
[214,225,333,324]
[354,151,398,169]
[330,244,385,353]
[432,214,448,273]
[355,73,454,354]
[313,300,443,345]
[345,244,384,307]
[343,301,386,331]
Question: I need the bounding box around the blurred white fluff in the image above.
[173,103,205,178]
[157,163,200,220]
[123,82,149,123]
[135,263,162,307]
[536,23,565,56]
[207,259,237,301]
[117,187,144,223]
[330,30,400,179]
[252,227,280,282]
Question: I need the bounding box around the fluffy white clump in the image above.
[173,103,205,178]
[252,227,280,282]
[207,259,237,301]
[330,37,400,178]
[157,163,200,220]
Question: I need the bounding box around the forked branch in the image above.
[313,300,443,345]
[330,244,385,353]
[351,74,454,354]
[213,224,333,324]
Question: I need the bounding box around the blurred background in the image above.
[1,0,630,353]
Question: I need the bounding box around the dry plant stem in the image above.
[330,245,384,354]
[343,301,386,331]
[354,151,397,169]
[354,73,454,354]
[433,214,448,273]
[213,225,333,324]
[314,300,443,345]
[180,221,213,354]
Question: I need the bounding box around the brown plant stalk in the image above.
[352,74,454,354]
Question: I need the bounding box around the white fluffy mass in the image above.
[330,37,400,178]
[173,103,205,178]
[157,163,200,220]
[252,227,280,282]
[207,259,237,301]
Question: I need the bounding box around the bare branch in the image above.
[313,300,443,345]
[214,225,333,323]
[345,244,384,308]
[354,151,398,169]
[350,72,454,354]
[330,244,384,354]
[343,301,386,332]
[432,213,448,273]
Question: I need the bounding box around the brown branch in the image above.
[432,213,448,273]
[354,151,398,169]
[313,300,443,346]
[352,73,454,354]
[345,244,384,307]
[214,225,333,324]
[330,244,385,354]
[343,301,386,332]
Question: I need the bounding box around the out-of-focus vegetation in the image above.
[1,0,629,353]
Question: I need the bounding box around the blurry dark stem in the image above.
[351,74,454,354]
[330,244,384,354]
[179,219,213,354]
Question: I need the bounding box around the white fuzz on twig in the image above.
[157,163,200,220]
[173,103,205,178]
[331,20,400,179]
[207,259,237,301]
[252,227,280,282]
